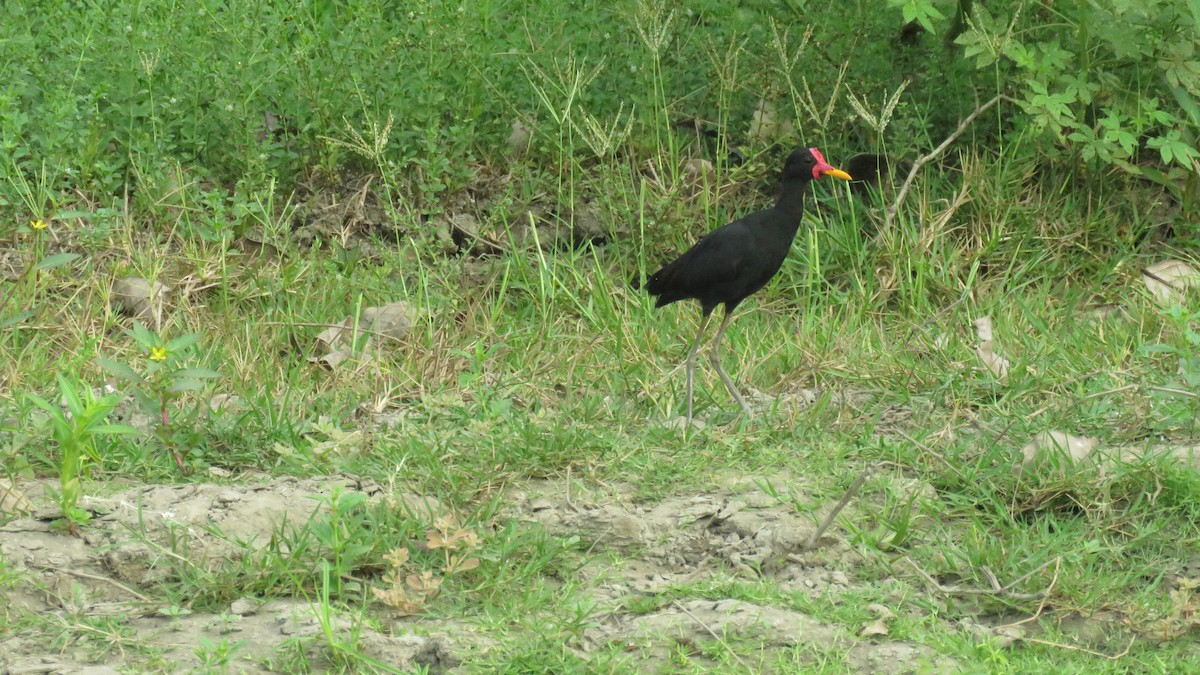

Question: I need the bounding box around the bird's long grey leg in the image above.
[685,312,713,431]
[710,309,753,418]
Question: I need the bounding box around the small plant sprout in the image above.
[25,375,136,535]
[96,322,222,470]
[373,514,481,615]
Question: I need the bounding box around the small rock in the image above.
[507,119,533,156]
[569,203,607,245]
[712,598,741,613]
[683,158,715,185]
[216,489,242,504]
[76,662,121,672]
[207,394,244,415]
[0,479,32,516]
[112,276,171,321]
[677,501,720,523]
[230,597,259,616]
[746,100,794,147]
[992,624,1025,649]
[868,603,895,620]
[715,500,743,521]
[958,620,991,640]
[610,515,643,544]
[32,505,64,521]
[860,618,890,637]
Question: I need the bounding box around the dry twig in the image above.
[884,94,1015,230]
[673,600,751,671]
[803,466,873,551]
[902,556,1057,601]
[32,563,153,603]
[997,557,1061,629]
[1021,636,1135,660]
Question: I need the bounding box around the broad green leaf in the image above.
[34,253,79,271]
[172,367,223,380]
[956,30,996,68]
[25,393,58,415]
[168,379,211,393]
[56,374,84,417]
[52,210,94,220]
[0,310,33,329]
[166,333,201,351]
[90,423,139,436]
[95,357,146,384]
[1141,344,1180,354]
[128,322,157,346]
[1169,84,1200,126]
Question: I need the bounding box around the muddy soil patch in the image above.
[0,476,460,673]
[510,476,959,673]
[0,473,966,673]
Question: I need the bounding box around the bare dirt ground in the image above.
[0,473,972,673]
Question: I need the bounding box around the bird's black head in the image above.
[781,147,852,182]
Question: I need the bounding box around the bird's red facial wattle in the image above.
[809,148,853,181]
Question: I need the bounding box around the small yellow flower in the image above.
[30,218,48,230]
[149,347,168,362]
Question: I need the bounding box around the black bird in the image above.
[637,147,851,428]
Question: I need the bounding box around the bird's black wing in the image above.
[644,220,755,305]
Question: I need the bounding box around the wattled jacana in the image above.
[637,147,851,428]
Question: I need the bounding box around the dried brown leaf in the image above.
[384,547,410,568]
[433,513,458,533]
[973,316,1010,381]
[1020,430,1099,470]
[447,555,480,574]
[1143,259,1200,304]
[426,530,450,550]
[406,571,440,594]
[859,619,890,637]
[362,301,415,339]
[0,479,32,515]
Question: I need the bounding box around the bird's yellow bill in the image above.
[823,168,852,180]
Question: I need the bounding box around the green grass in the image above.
[3,0,1200,672]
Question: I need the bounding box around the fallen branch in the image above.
[902,556,1057,601]
[31,563,152,603]
[802,466,873,551]
[884,94,1015,230]
[997,557,1061,629]
[1021,635,1134,660]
